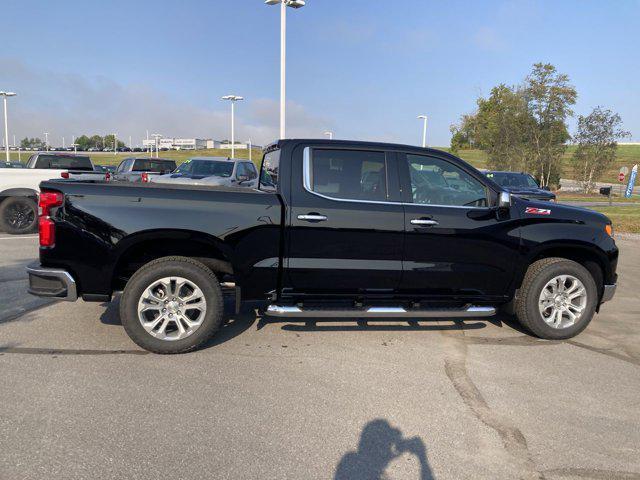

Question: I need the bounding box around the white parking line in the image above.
[0,235,39,240]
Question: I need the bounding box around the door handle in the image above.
[297,214,328,222]
[410,218,438,226]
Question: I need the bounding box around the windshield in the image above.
[174,159,234,177]
[487,172,538,188]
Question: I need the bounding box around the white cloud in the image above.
[0,58,331,147]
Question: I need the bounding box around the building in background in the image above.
[139,138,261,150]
[212,140,261,150]
[141,138,209,150]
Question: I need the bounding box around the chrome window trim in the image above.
[302,147,491,210]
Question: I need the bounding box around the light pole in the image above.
[324,131,333,140]
[113,133,117,155]
[417,115,428,148]
[265,0,305,139]
[151,133,162,158]
[247,139,252,162]
[44,132,49,151]
[221,95,243,159]
[0,91,17,162]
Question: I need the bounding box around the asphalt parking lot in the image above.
[1,234,639,480]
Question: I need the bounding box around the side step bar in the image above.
[265,305,496,318]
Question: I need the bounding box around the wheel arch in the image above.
[0,188,38,203]
[111,229,234,291]
[515,242,608,301]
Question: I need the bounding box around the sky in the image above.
[1,0,639,148]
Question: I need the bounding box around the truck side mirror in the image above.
[237,174,250,183]
[498,191,511,209]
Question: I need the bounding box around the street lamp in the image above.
[221,95,243,159]
[151,133,162,158]
[417,115,428,148]
[113,133,118,155]
[44,132,49,151]
[0,91,17,162]
[265,0,305,139]
[324,131,333,140]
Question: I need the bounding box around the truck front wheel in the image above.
[515,257,598,340]
[120,256,224,354]
[0,197,38,234]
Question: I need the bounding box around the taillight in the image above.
[105,172,111,182]
[141,172,149,183]
[38,190,64,247]
[60,172,70,179]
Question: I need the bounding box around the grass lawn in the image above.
[589,205,640,234]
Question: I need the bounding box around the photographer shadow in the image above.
[334,419,434,480]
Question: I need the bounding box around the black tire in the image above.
[515,257,598,340]
[0,197,38,234]
[120,256,224,354]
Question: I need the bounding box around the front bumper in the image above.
[26,262,78,301]
[601,284,617,303]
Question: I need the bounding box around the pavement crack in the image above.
[442,322,544,480]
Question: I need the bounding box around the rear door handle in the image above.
[410,218,438,226]
[297,214,328,222]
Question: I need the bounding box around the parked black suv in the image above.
[27,140,617,353]
[483,170,556,201]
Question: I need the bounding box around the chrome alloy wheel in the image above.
[538,275,587,329]
[137,276,207,341]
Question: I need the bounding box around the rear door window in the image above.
[307,149,387,202]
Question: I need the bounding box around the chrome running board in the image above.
[264,305,496,318]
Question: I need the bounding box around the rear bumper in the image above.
[601,284,616,303]
[26,262,78,301]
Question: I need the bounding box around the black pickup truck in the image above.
[27,139,618,353]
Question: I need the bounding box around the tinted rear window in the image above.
[35,155,93,171]
[132,159,177,172]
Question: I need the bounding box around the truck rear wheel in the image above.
[0,197,38,234]
[515,257,597,340]
[120,256,223,354]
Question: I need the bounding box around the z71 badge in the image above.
[525,207,551,215]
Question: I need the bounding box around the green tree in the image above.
[474,84,534,172]
[449,114,477,154]
[19,137,44,149]
[75,135,91,150]
[522,63,577,187]
[571,107,630,193]
[89,135,103,149]
[450,84,534,172]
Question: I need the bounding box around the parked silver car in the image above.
[151,157,259,188]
